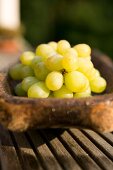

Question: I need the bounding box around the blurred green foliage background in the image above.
[21,0,113,57]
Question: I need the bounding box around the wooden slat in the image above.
[40,130,82,170]
[0,126,22,170]
[0,139,8,170]
[69,129,113,170]
[98,133,113,146]
[13,132,43,170]
[82,129,113,161]
[27,130,62,170]
[59,130,101,170]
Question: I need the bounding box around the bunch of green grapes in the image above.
[9,40,107,98]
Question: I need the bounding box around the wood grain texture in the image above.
[0,126,22,170]
[0,50,113,132]
[69,129,113,169]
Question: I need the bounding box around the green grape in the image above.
[36,44,56,61]
[85,68,100,82]
[74,86,91,98]
[22,76,38,92]
[10,41,107,98]
[28,81,50,98]
[73,44,91,58]
[85,56,91,60]
[45,54,63,71]
[34,62,50,80]
[15,83,26,96]
[95,69,100,76]
[65,71,89,92]
[90,76,107,93]
[45,71,63,91]
[48,41,57,50]
[62,48,79,72]
[53,85,73,98]
[77,58,93,74]
[9,63,23,80]
[21,66,34,79]
[20,51,35,66]
[31,56,42,69]
[57,40,71,54]
[63,48,78,56]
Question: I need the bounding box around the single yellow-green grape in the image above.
[34,62,50,80]
[22,76,38,92]
[15,83,26,96]
[20,51,35,66]
[84,56,91,60]
[57,40,71,54]
[28,81,50,98]
[65,71,89,93]
[45,54,63,71]
[85,68,100,82]
[53,85,73,98]
[77,58,93,74]
[36,44,56,61]
[45,71,63,91]
[62,48,79,72]
[9,63,23,80]
[63,48,78,56]
[48,41,57,50]
[95,69,100,76]
[21,65,34,79]
[90,76,107,93]
[73,44,91,58]
[74,86,91,98]
[31,56,42,69]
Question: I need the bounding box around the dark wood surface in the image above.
[0,125,113,170]
[1,50,113,132]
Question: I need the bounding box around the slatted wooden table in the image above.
[0,126,113,170]
[0,50,113,170]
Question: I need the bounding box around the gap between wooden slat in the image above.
[0,139,8,170]
[39,130,70,170]
[25,132,51,170]
[39,130,81,170]
[42,129,100,170]
[97,133,113,147]
[81,130,113,162]
[0,126,22,170]
[28,130,63,170]
[68,129,113,170]
[9,131,26,170]
[57,130,102,170]
[13,132,43,170]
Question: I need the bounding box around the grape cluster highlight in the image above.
[9,40,107,98]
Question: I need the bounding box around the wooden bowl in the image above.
[0,50,113,132]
